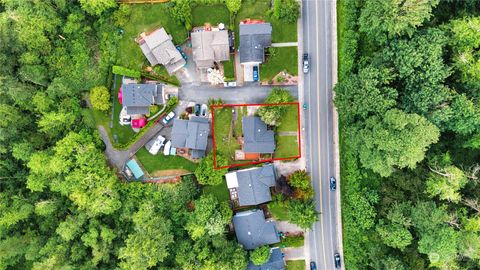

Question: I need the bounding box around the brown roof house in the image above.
[191,26,230,81]
[138,28,186,74]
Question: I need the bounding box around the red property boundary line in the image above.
[211,102,302,170]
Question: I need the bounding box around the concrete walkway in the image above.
[284,247,305,260]
[271,42,298,47]
[278,131,298,136]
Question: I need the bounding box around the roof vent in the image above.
[258,129,261,132]
[248,231,251,235]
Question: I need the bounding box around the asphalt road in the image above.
[302,0,341,269]
[179,83,298,104]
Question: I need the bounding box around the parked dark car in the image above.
[334,253,341,268]
[330,176,336,191]
[310,261,317,270]
[194,104,201,116]
[253,66,259,81]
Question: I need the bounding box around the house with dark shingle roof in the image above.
[226,164,276,206]
[247,247,285,270]
[138,27,186,74]
[232,209,280,250]
[242,116,275,154]
[171,116,209,159]
[239,22,272,82]
[121,83,164,116]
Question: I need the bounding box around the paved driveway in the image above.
[179,83,298,104]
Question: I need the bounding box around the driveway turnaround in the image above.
[179,83,298,104]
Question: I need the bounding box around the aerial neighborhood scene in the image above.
[1,0,480,270]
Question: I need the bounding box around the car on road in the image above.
[194,104,201,116]
[330,176,336,191]
[309,261,317,270]
[303,53,310,73]
[303,103,308,110]
[223,81,237,87]
[334,253,341,268]
[162,111,176,125]
[253,66,259,81]
[201,104,208,117]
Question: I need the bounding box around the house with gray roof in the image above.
[171,116,209,158]
[247,247,285,270]
[239,22,272,82]
[225,164,276,206]
[242,116,275,154]
[121,83,164,115]
[138,27,186,74]
[191,29,230,70]
[233,209,280,250]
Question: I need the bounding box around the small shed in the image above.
[126,159,144,180]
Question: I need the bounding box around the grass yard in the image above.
[234,106,247,137]
[268,202,289,221]
[270,17,298,43]
[277,104,299,132]
[286,260,305,270]
[135,148,197,174]
[116,4,188,70]
[213,107,241,163]
[233,0,297,47]
[111,75,136,145]
[91,75,136,145]
[202,180,230,202]
[273,235,304,248]
[275,135,299,158]
[223,55,235,81]
[192,4,230,27]
[261,47,298,82]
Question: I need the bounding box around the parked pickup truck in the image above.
[303,53,310,73]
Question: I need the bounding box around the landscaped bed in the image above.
[116,3,188,70]
[261,47,298,82]
[135,148,197,176]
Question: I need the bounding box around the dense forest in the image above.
[337,0,480,269]
[0,1,250,269]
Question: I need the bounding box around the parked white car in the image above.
[147,135,166,155]
[119,107,131,126]
[163,141,172,156]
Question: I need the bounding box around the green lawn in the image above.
[286,260,305,270]
[275,135,299,158]
[277,104,299,132]
[90,75,136,145]
[116,4,188,70]
[213,107,241,163]
[135,148,197,174]
[273,235,304,248]
[268,202,289,221]
[270,17,298,43]
[234,0,297,47]
[111,75,136,145]
[223,55,235,80]
[192,4,230,27]
[202,180,230,202]
[234,106,247,137]
[261,47,298,82]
